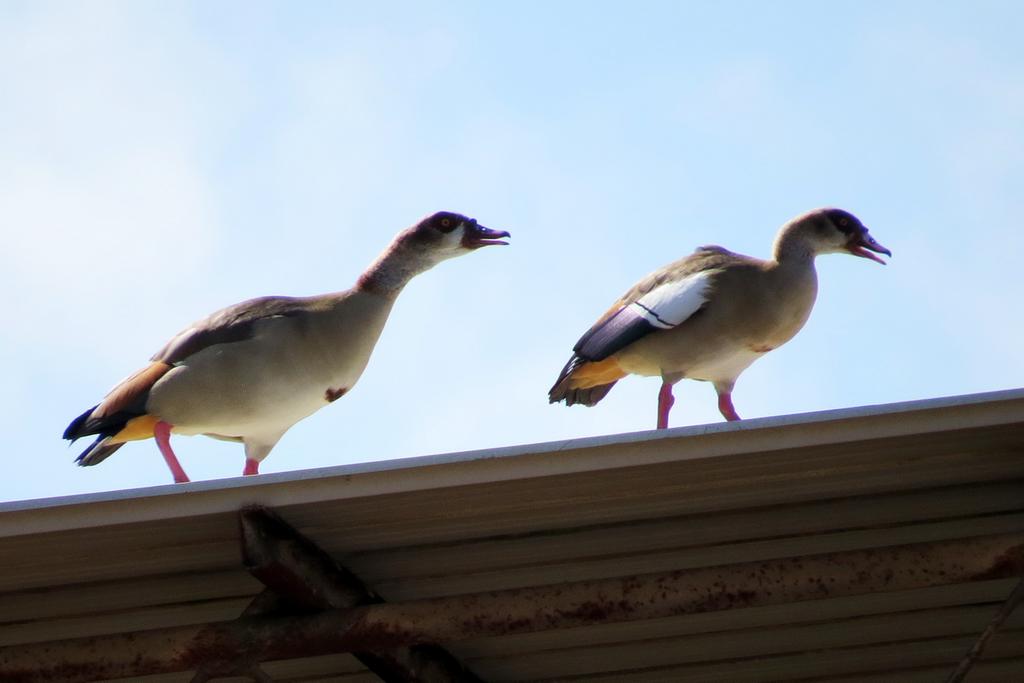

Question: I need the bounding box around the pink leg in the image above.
[243,458,260,476]
[657,382,676,429]
[154,420,190,483]
[717,392,741,421]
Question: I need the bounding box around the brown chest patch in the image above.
[325,387,348,403]
[749,344,774,354]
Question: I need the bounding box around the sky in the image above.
[1,1,1022,502]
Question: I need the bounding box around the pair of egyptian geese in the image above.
[65,208,890,483]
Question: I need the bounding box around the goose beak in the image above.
[462,221,510,249]
[847,231,891,265]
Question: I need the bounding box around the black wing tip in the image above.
[63,405,100,441]
[549,355,585,401]
[65,404,132,467]
[65,405,145,442]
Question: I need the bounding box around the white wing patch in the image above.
[628,270,716,329]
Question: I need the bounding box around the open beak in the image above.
[847,231,891,265]
[462,221,510,249]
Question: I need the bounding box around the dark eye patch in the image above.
[825,209,859,235]
[436,214,459,233]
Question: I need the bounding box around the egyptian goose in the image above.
[64,211,509,482]
[548,208,890,429]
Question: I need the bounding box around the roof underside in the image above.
[2,389,1024,681]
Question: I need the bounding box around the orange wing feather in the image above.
[91,361,173,422]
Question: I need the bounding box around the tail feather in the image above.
[549,355,584,399]
[65,403,138,467]
[554,380,619,407]
[65,362,169,468]
[75,437,126,467]
[549,354,624,407]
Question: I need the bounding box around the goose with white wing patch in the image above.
[548,208,890,429]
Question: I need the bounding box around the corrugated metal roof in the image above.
[2,389,1024,681]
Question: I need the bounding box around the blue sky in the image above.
[1,1,1022,501]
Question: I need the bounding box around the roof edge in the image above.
[3,388,1023,537]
